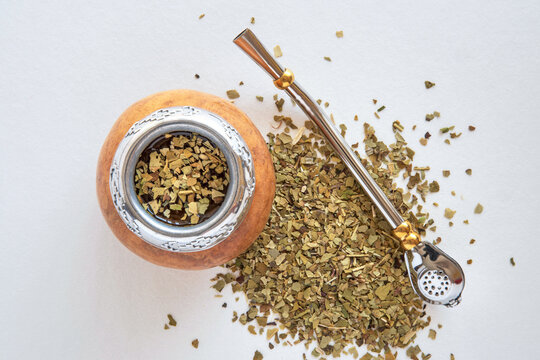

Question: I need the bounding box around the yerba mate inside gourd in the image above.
[134,132,229,226]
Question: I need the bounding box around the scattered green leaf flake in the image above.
[188,202,198,215]
[266,328,278,340]
[441,126,454,134]
[348,347,359,359]
[444,208,456,219]
[407,345,422,358]
[375,283,393,301]
[273,45,282,58]
[167,314,177,327]
[320,335,331,348]
[226,90,240,99]
[212,279,226,292]
[429,181,440,192]
[393,120,404,132]
[275,98,285,112]
[474,203,484,214]
[278,132,292,144]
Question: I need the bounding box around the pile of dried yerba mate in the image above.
[210,89,461,359]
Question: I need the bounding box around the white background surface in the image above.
[1,1,540,359]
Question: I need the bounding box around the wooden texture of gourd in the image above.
[96,90,275,270]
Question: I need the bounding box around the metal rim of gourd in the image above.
[109,106,255,253]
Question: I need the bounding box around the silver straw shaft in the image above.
[233,29,404,229]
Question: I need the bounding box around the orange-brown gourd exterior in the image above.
[96,90,275,270]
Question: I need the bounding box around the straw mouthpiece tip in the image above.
[233,28,252,43]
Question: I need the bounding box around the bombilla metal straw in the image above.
[234,29,465,307]
[234,29,404,229]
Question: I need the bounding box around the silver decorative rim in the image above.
[110,106,255,252]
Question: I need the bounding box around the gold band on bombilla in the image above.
[392,221,421,250]
[273,69,295,90]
